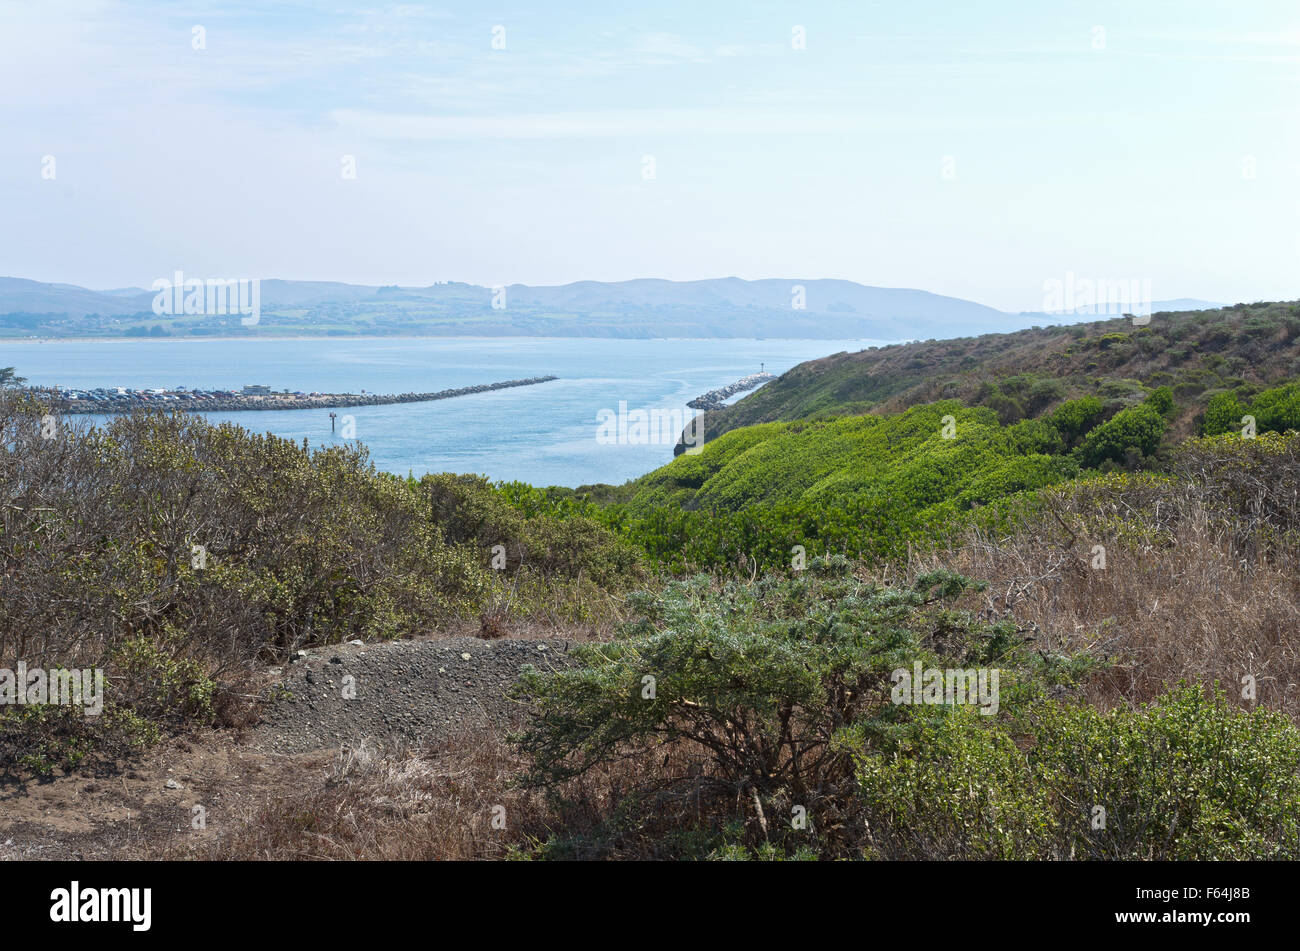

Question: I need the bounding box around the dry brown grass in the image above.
[190,722,727,860]
[892,494,1300,721]
[195,727,529,860]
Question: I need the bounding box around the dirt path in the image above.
[0,636,574,860]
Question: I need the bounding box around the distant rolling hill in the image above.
[0,275,1221,340]
[0,278,152,317]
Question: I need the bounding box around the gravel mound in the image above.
[250,637,575,754]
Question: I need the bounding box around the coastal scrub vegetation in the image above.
[195,427,1300,861]
[591,388,1179,573]
[0,391,641,771]
[8,303,1300,860]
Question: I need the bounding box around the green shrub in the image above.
[855,706,1055,859]
[0,703,159,775]
[1202,391,1247,435]
[1048,396,1105,446]
[955,454,1079,507]
[856,685,1300,859]
[417,472,642,588]
[1202,381,1300,437]
[112,635,214,721]
[1080,403,1168,467]
[1247,382,1300,434]
[1006,418,1066,456]
[1145,385,1175,418]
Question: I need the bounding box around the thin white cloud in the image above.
[633,32,710,63]
[327,107,1049,140]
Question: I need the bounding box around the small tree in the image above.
[512,559,1047,854]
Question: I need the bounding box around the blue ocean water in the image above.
[1,337,884,486]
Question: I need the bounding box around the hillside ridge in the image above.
[680,300,1300,451]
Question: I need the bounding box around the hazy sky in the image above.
[2,0,1297,311]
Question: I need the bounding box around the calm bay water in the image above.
[1,337,883,486]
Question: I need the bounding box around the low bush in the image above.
[857,686,1300,859]
[1202,380,1300,437]
[1080,401,1168,468]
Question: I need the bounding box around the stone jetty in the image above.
[686,372,774,410]
[49,376,559,414]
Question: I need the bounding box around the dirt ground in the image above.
[0,635,573,860]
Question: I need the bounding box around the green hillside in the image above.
[686,300,1300,450]
[602,390,1178,570]
[630,402,1078,515]
[598,307,1300,573]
